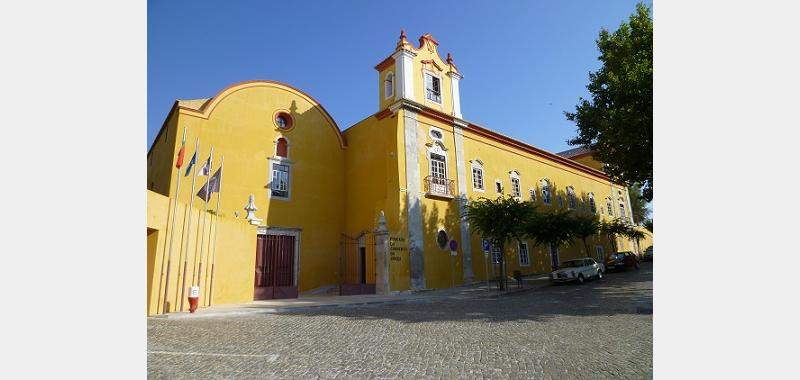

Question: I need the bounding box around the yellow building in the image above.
[147,32,649,315]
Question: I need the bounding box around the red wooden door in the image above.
[254,234,298,300]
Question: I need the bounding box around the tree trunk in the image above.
[582,237,590,258]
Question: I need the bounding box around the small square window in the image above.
[425,73,441,103]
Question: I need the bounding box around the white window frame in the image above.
[588,193,596,214]
[595,245,605,263]
[384,71,395,99]
[510,171,521,198]
[429,152,447,179]
[529,188,537,202]
[518,241,530,267]
[618,198,626,219]
[541,179,552,205]
[567,186,576,209]
[491,243,502,264]
[470,160,484,191]
[424,71,442,104]
[268,158,292,201]
[429,126,444,141]
[607,197,614,216]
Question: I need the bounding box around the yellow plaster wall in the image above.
[574,155,603,171]
[459,129,626,278]
[377,63,398,111]
[147,107,180,196]
[147,81,346,295]
[410,41,456,116]
[146,190,258,316]
[343,112,411,291]
[413,114,464,288]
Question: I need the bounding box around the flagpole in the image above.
[160,127,186,314]
[194,148,213,306]
[207,156,224,306]
[177,138,200,311]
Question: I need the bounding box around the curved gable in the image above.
[177,80,346,149]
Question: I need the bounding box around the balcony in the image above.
[424,176,455,200]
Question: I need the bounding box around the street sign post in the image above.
[482,239,490,291]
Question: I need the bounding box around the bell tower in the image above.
[374,30,463,119]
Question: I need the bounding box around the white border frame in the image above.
[384,71,395,100]
[423,70,443,105]
[267,157,292,201]
[518,240,530,267]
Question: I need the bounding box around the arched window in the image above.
[384,72,395,99]
[588,193,596,214]
[471,160,484,191]
[541,179,551,205]
[276,137,288,158]
[619,198,626,219]
[567,186,576,209]
[510,171,521,198]
[606,197,614,216]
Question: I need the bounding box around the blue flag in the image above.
[183,151,197,177]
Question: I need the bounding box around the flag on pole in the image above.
[175,132,187,169]
[197,155,211,176]
[196,166,222,201]
[184,151,197,177]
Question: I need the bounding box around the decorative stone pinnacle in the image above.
[244,194,263,225]
[396,29,410,50]
[377,210,387,232]
[447,53,453,65]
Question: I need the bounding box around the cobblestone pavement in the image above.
[148,263,653,379]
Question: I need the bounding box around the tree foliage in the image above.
[463,196,536,289]
[643,218,653,232]
[524,209,576,253]
[570,211,601,257]
[566,2,653,201]
[599,218,632,252]
[627,183,651,225]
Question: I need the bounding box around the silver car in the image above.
[550,258,604,284]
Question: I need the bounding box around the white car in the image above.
[550,258,604,284]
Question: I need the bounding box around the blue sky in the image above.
[148,0,649,155]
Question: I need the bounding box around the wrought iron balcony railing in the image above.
[424,176,455,199]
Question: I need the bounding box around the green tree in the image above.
[463,196,536,290]
[628,183,651,225]
[524,209,577,270]
[599,218,631,253]
[643,219,653,232]
[571,211,601,258]
[565,2,653,201]
[624,227,646,257]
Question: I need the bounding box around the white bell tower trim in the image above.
[392,49,417,102]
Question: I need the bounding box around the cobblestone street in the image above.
[148,263,652,379]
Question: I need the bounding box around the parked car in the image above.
[606,251,639,271]
[550,258,604,285]
[642,246,653,261]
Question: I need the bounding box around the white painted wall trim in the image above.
[392,50,417,102]
[454,124,472,282]
[403,108,426,290]
[448,71,463,119]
